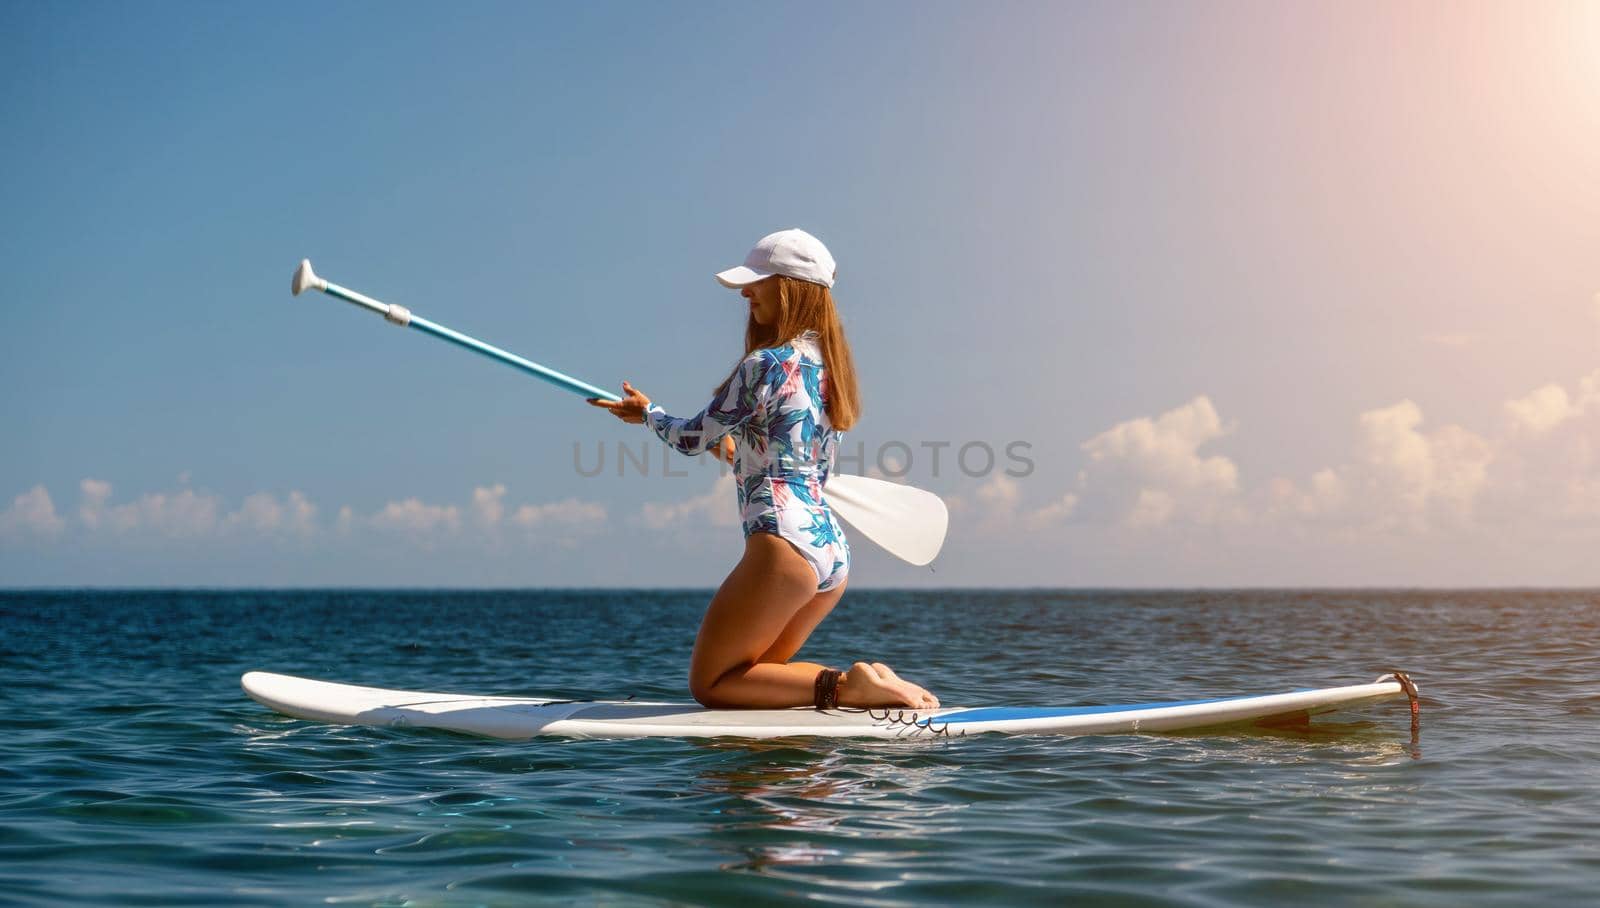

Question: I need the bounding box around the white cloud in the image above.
[1479,370,1600,525]
[1076,395,1241,527]
[286,492,317,535]
[510,498,606,530]
[1416,424,1493,520]
[1059,375,1590,537]
[473,484,507,527]
[1029,491,1080,527]
[1265,399,1492,531]
[1356,401,1436,512]
[18,479,608,550]
[0,486,66,540]
[1505,384,1574,434]
[1126,488,1176,529]
[349,487,608,544]
[634,474,740,530]
[970,471,1021,530]
[78,479,112,529]
[945,473,1077,535]
[469,483,606,541]
[946,473,1017,534]
[77,479,221,537]
[370,498,462,535]
[1263,468,1346,523]
[223,491,317,537]
[1264,372,1600,533]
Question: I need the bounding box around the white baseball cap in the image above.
[715,228,837,289]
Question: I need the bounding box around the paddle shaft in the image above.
[315,278,621,402]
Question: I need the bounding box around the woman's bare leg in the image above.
[757,578,939,709]
[690,537,939,710]
[688,533,828,708]
[755,577,847,664]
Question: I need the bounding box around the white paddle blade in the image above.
[824,474,948,566]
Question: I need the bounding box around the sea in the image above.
[1,589,1596,906]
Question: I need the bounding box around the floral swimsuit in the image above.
[643,329,850,591]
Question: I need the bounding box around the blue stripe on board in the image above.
[937,696,1238,724]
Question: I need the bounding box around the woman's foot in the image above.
[839,662,940,710]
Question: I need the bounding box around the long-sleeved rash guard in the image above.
[643,329,849,591]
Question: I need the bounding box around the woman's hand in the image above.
[587,380,651,424]
[710,436,735,464]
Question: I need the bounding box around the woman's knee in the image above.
[688,661,738,708]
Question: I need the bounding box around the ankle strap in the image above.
[813,668,843,710]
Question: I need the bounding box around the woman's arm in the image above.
[643,352,776,456]
[586,353,776,457]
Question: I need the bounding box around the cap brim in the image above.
[714,265,771,289]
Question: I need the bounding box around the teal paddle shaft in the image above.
[290,259,621,402]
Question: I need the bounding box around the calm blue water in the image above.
[2,589,1597,906]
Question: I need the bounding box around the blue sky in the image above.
[4,2,1599,586]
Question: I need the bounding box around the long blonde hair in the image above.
[713,276,860,430]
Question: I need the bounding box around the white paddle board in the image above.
[242,671,1417,740]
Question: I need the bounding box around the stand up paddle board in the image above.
[242,671,1418,740]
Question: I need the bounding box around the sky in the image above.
[3,1,1599,587]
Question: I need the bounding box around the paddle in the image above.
[290,260,949,565]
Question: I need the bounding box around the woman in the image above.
[590,229,939,712]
